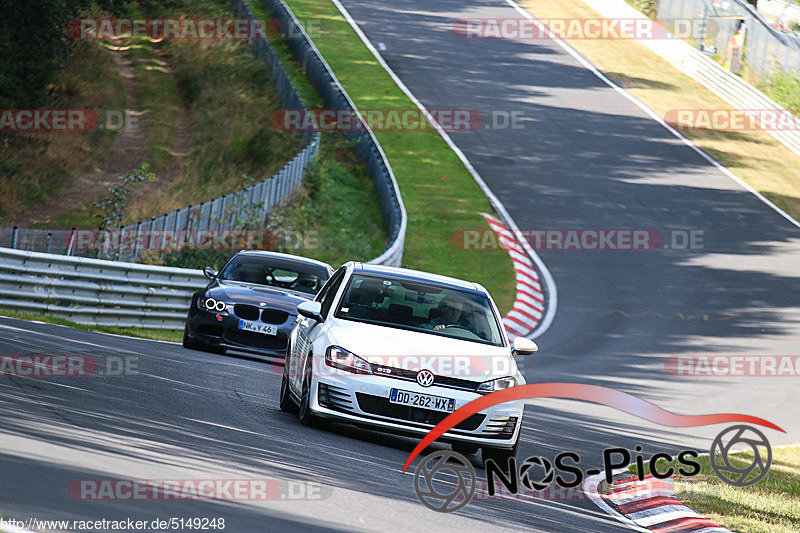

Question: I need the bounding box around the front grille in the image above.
[233,304,260,320]
[355,393,485,430]
[261,309,290,324]
[370,366,479,392]
[434,375,480,392]
[223,330,287,351]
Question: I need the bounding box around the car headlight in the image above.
[199,297,228,313]
[477,376,517,395]
[325,346,372,374]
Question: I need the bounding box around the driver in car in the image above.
[424,298,473,332]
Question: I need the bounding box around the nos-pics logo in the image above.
[413,425,773,513]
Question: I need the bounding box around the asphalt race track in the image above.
[2,0,800,531]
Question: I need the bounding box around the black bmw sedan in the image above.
[183,251,332,359]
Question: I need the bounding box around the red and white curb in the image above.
[584,473,730,532]
[482,213,545,338]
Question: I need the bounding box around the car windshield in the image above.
[218,256,327,295]
[335,274,505,346]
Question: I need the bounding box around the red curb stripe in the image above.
[482,212,543,337]
[504,314,531,329]
[503,321,527,336]
[602,475,729,532]
[649,517,722,532]
[509,306,541,323]
[617,496,684,514]
[517,299,544,316]
[515,268,541,284]
[517,277,543,295]
[517,287,545,304]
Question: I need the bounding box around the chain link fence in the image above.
[658,0,800,75]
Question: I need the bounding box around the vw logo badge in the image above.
[416,369,435,387]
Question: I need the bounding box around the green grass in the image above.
[258,0,517,311]
[0,310,183,343]
[674,446,800,533]
[761,69,800,116]
[266,133,388,266]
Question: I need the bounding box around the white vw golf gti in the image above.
[280,262,537,463]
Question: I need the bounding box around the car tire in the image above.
[182,326,202,350]
[297,356,322,427]
[481,439,519,471]
[279,363,296,413]
[452,443,480,456]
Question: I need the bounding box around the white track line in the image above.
[330,0,558,340]
[504,0,800,230]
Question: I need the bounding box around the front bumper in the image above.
[185,307,294,358]
[309,371,523,448]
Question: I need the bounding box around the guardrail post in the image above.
[11,226,18,249]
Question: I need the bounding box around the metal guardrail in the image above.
[584,0,800,158]
[0,247,206,329]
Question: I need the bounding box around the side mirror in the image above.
[297,301,324,323]
[203,266,216,280]
[512,337,538,355]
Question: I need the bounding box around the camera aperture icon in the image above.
[710,425,772,487]
[413,450,476,513]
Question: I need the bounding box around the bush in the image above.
[765,68,800,114]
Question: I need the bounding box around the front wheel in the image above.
[182,325,202,350]
[279,364,296,413]
[297,356,322,427]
